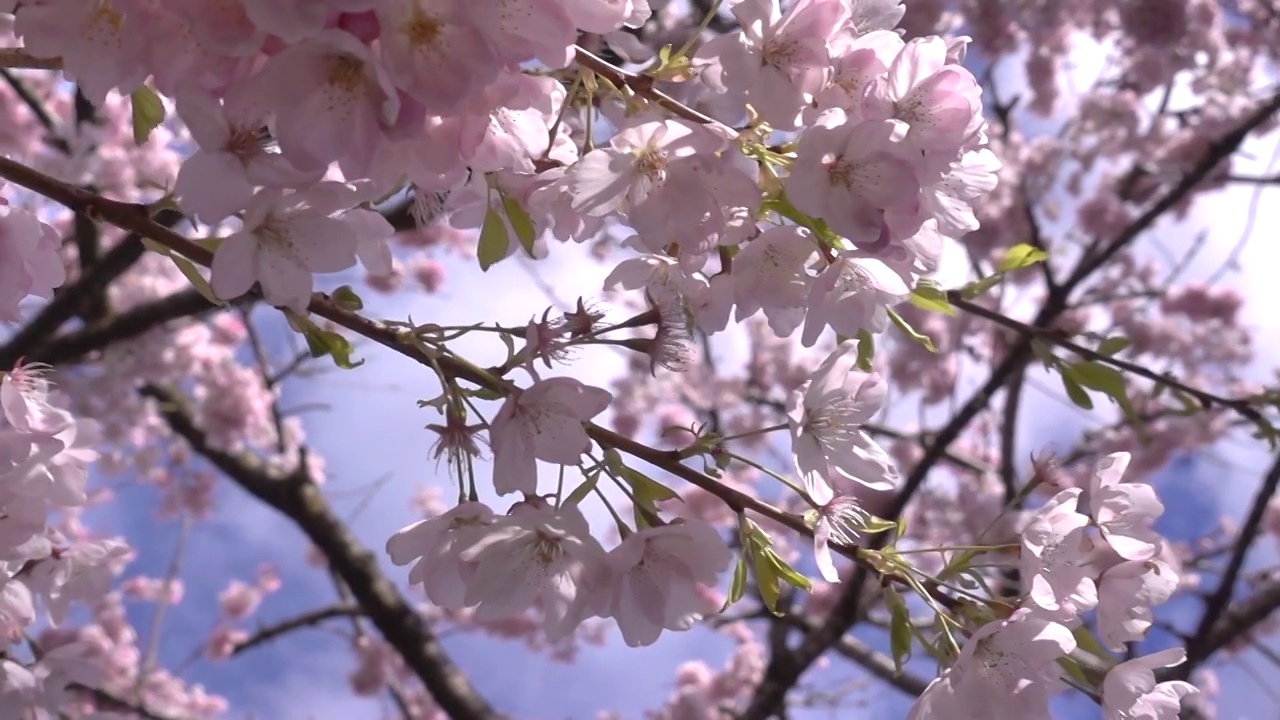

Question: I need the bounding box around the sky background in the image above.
[57,25,1280,720]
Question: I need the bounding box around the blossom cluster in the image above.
[3,0,1256,717]
[0,364,129,709]
[908,453,1198,720]
[388,496,732,648]
[0,179,63,323]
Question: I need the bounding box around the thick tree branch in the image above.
[141,385,502,720]
[1180,455,1280,675]
[25,288,232,366]
[782,615,930,697]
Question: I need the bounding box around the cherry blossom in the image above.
[489,378,613,496]
[0,205,65,324]
[1086,452,1166,561]
[209,185,360,311]
[602,520,733,647]
[786,339,897,505]
[387,501,496,609]
[461,502,608,640]
[1101,648,1199,720]
[1019,487,1098,619]
[909,609,1076,720]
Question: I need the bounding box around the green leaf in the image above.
[721,551,748,611]
[476,205,510,271]
[331,285,364,311]
[884,587,913,673]
[740,521,811,616]
[909,283,955,316]
[170,255,225,307]
[131,85,166,145]
[1061,373,1094,410]
[620,466,681,505]
[1096,336,1131,357]
[564,469,602,507]
[501,195,537,257]
[1030,339,1058,369]
[141,237,171,256]
[959,273,1003,299]
[297,317,363,370]
[997,243,1049,273]
[854,328,875,372]
[1067,361,1126,401]
[887,308,937,353]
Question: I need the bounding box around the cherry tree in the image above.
[1,0,1280,719]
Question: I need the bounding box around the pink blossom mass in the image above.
[3,0,1280,718]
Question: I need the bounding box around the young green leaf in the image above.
[131,85,166,145]
[888,308,937,352]
[563,469,602,507]
[331,285,364,311]
[1067,361,1126,401]
[721,551,749,611]
[477,205,510,271]
[501,195,538,256]
[997,243,1049,273]
[170,256,226,307]
[1061,373,1094,410]
[884,587,913,673]
[908,283,955,316]
[1096,336,1131,357]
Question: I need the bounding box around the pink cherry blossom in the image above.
[489,378,613,496]
[12,0,150,105]
[209,185,360,311]
[785,113,922,245]
[375,0,497,111]
[0,206,64,324]
[173,84,324,224]
[602,520,733,647]
[800,254,911,346]
[567,119,728,218]
[244,29,401,177]
[386,502,496,609]
[810,495,871,582]
[909,609,1075,720]
[1019,487,1098,619]
[1102,648,1199,720]
[1087,452,1165,561]
[787,340,897,505]
[863,36,984,152]
[1095,554,1179,651]
[696,0,849,129]
[460,503,608,639]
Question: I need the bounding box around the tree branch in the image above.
[141,385,502,720]
[1181,454,1280,675]
[230,604,366,657]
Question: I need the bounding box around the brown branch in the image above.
[1180,455,1280,675]
[230,604,366,657]
[948,294,1272,428]
[781,615,930,698]
[25,288,233,366]
[571,45,725,128]
[71,683,188,720]
[141,384,502,720]
[0,48,62,70]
